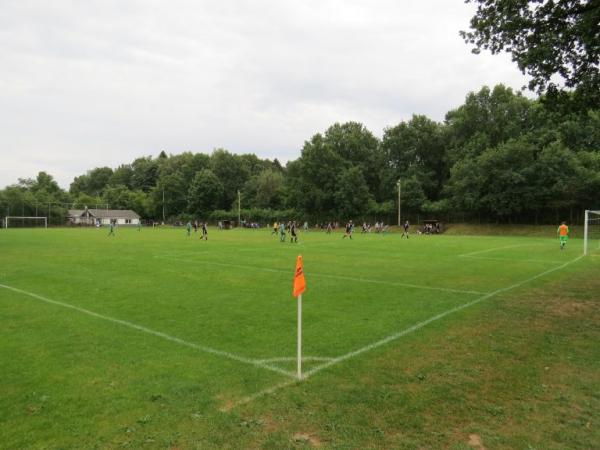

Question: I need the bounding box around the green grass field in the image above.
[1,227,598,449]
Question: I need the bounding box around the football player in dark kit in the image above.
[401,220,410,238]
[342,220,354,239]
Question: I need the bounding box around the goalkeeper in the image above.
[557,221,569,250]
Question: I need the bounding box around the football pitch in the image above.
[1,227,598,449]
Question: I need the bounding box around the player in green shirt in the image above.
[107,221,115,237]
[279,222,286,242]
[186,221,192,237]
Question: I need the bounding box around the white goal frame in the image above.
[5,216,48,229]
[583,210,600,256]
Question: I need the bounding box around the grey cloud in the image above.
[0,0,529,188]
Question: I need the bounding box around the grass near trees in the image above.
[443,223,585,238]
[0,227,598,449]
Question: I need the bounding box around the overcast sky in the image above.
[0,0,530,189]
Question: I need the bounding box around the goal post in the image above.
[583,210,600,256]
[5,216,48,229]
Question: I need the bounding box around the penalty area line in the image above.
[460,255,564,265]
[458,243,544,258]
[305,255,584,378]
[0,283,296,380]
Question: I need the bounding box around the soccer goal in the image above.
[583,210,600,256]
[4,216,48,229]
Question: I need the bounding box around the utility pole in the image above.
[237,190,241,227]
[397,179,402,226]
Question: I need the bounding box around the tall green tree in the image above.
[381,115,447,202]
[334,167,372,219]
[157,152,210,186]
[152,171,188,218]
[131,157,159,192]
[575,151,600,208]
[108,165,134,189]
[72,192,99,209]
[285,122,383,218]
[31,171,62,195]
[323,122,384,199]
[400,176,428,213]
[285,133,345,218]
[103,185,136,210]
[445,85,532,162]
[461,0,599,105]
[244,169,285,209]
[187,169,225,217]
[70,167,113,196]
[533,142,584,214]
[209,149,250,209]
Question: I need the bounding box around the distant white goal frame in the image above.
[4,216,47,229]
[583,210,600,256]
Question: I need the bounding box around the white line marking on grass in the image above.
[0,283,296,380]
[257,356,334,363]
[461,255,564,265]
[230,255,584,408]
[312,273,486,295]
[156,255,287,275]
[458,243,537,257]
[304,255,584,379]
[155,255,485,295]
[225,378,301,411]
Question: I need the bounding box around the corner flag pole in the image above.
[293,255,306,380]
[297,292,302,379]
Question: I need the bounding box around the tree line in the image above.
[1,84,598,225]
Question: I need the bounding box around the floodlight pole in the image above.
[397,179,402,226]
[162,187,165,223]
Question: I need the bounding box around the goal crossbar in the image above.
[4,216,48,229]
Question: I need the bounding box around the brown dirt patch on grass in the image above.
[216,393,236,412]
[292,432,322,447]
[468,433,486,449]
[260,414,279,433]
[545,299,597,318]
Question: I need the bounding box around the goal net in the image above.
[4,216,48,229]
[583,210,600,256]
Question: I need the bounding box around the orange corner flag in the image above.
[293,255,306,297]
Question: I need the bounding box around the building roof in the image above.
[68,209,140,219]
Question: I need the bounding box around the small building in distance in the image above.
[68,208,140,226]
